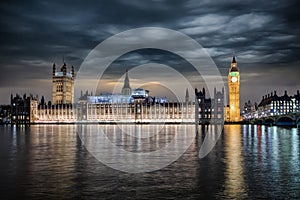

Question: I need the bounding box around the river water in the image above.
[0,124,299,199]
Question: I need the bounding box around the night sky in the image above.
[0,0,299,104]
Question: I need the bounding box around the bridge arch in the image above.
[296,117,300,126]
[276,116,294,126]
[255,118,264,125]
[264,117,275,126]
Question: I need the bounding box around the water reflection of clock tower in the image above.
[227,55,241,122]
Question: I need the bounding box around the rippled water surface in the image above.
[0,124,299,199]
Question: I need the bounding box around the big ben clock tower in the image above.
[228,55,241,122]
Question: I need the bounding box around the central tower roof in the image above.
[230,55,238,72]
[122,69,131,96]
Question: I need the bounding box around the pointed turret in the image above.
[230,54,238,72]
[71,66,75,77]
[185,88,189,102]
[124,69,130,88]
[52,63,56,76]
[61,63,67,75]
[41,96,45,106]
[232,54,236,63]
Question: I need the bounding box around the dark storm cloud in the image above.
[182,3,300,63]
[0,0,299,103]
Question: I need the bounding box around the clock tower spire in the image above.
[227,54,241,122]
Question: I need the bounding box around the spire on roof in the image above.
[124,69,130,88]
[71,65,75,77]
[232,52,236,63]
[185,88,189,102]
[122,69,131,95]
[61,62,66,70]
[52,63,56,76]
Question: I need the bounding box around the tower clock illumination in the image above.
[227,55,242,122]
[231,77,238,83]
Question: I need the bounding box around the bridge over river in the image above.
[245,113,300,127]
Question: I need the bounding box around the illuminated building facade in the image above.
[212,88,225,124]
[227,55,242,122]
[10,94,38,124]
[0,105,11,124]
[75,88,195,123]
[257,90,300,117]
[52,62,75,105]
[195,88,211,124]
[195,87,224,124]
[10,65,221,124]
[241,90,300,120]
[242,100,257,119]
[35,104,76,122]
[295,90,300,113]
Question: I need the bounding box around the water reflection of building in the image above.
[27,125,77,195]
[224,125,246,198]
[79,124,196,173]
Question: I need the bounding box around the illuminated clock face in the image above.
[231,77,238,83]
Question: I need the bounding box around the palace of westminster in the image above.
[6,56,299,125]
